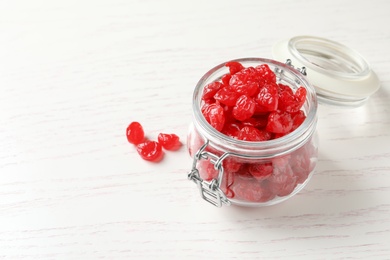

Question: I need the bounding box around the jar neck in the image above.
[192,58,318,159]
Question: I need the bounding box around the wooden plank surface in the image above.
[1,0,390,259]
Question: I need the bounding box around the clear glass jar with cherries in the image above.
[187,58,318,207]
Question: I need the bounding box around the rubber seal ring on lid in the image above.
[272,36,380,107]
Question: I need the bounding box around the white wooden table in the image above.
[1,0,390,259]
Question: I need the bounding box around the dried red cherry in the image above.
[197,159,219,181]
[232,95,256,121]
[291,110,306,131]
[225,61,244,75]
[238,126,271,141]
[266,111,293,134]
[241,115,268,129]
[255,82,279,112]
[158,133,181,151]
[201,103,226,132]
[269,166,297,197]
[229,67,260,97]
[232,178,275,202]
[222,122,241,138]
[136,141,163,162]
[126,122,145,145]
[214,88,240,107]
[202,82,223,101]
[248,162,273,181]
[278,85,307,113]
[221,74,232,87]
[255,64,276,86]
[223,158,242,173]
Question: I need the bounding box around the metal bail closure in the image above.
[285,59,307,76]
[274,59,307,86]
[187,140,231,207]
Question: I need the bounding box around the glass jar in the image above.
[187,58,318,207]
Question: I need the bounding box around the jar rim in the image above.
[288,36,370,79]
[192,57,318,157]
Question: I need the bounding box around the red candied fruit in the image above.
[222,122,241,138]
[255,64,276,85]
[255,82,279,112]
[266,111,293,134]
[229,68,260,97]
[202,82,222,101]
[278,85,307,113]
[197,158,219,181]
[291,110,306,131]
[136,140,163,162]
[225,61,244,75]
[214,88,240,107]
[221,74,232,87]
[238,126,271,141]
[223,158,242,173]
[158,133,181,151]
[126,121,145,145]
[202,103,225,132]
[248,162,273,181]
[268,166,297,197]
[232,95,256,121]
[232,178,275,203]
[241,115,268,129]
[126,122,182,162]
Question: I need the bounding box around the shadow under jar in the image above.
[187,58,319,207]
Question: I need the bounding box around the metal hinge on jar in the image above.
[285,59,307,76]
[274,59,307,85]
[187,140,231,207]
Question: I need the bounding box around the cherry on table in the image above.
[158,133,181,151]
[126,121,145,145]
[136,140,164,162]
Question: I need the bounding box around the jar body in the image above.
[187,58,319,207]
[188,123,318,206]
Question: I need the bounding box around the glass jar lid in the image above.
[272,36,380,107]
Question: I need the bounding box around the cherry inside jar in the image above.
[187,58,318,207]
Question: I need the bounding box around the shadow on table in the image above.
[218,152,378,227]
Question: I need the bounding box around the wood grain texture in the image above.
[1,0,390,259]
